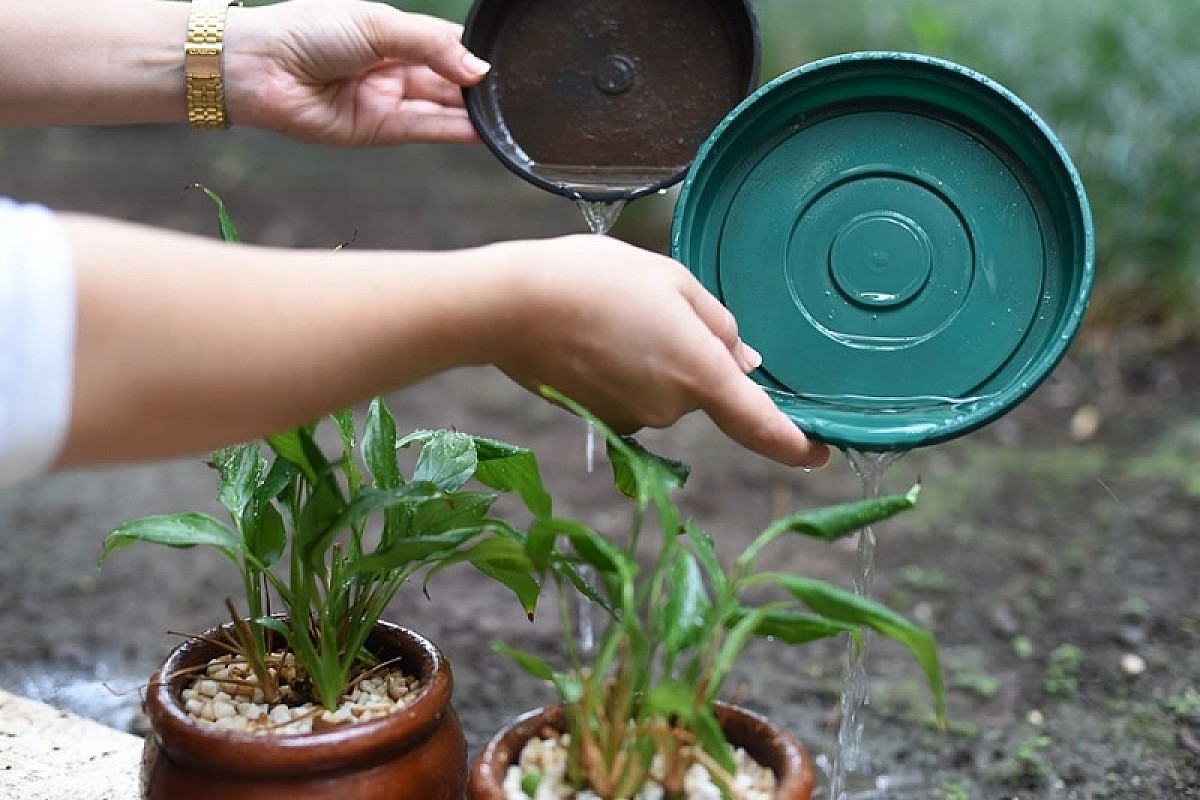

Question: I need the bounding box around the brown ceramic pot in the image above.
[141,620,466,800]
[467,702,816,799]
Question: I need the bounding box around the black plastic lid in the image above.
[462,0,760,201]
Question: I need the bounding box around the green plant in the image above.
[496,394,944,800]
[1044,643,1085,697]
[1167,688,1200,721]
[102,397,552,711]
[100,191,550,711]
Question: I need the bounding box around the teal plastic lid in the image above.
[672,52,1095,451]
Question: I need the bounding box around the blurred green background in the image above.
[379,0,1199,345]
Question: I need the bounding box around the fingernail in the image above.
[462,52,491,76]
[740,341,763,370]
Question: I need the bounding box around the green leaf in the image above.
[770,573,944,724]
[644,679,697,722]
[210,443,262,523]
[550,672,583,705]
[471,436,553,517]
[553,561,615,617]
[330,408,362,493]
[253,616,290,638]
[100,513,242,564]
[245,500,286,567]
[695,705,736,775]
[528,516,630,580]
[407,491,496,539]
[663,550,711,654]
[302,484,448,567]
[608,435,690,500]
[731,608,862,646]
[255,458,295,505]
[295,477,348,568]
[403,429,477,491]
[708,604,782,702]
[424,536,542,618]
[786,485,919,540]
[490,642,557,681]
[344,528,482,577]
[193,184,240,243]
[535,387,688,503]
[739,486,919,569]
[265,427,326,485]
[362,397,401,489]
[473,559,543,621]
[683,521,728,598]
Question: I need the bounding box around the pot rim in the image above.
[145,618,454,775]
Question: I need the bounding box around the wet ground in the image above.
[1,126,1198,798]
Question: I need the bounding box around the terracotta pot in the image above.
[467,702,816,799]
[141,620,466,800]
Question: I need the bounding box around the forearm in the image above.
[0,0,188,126]
[58,214,509,466]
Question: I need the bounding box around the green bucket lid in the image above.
[672,52,1095,451]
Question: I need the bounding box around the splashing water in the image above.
[827,449,907,800]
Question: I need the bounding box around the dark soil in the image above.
[1,126,1197,799]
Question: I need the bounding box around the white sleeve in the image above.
[0,199,76,487]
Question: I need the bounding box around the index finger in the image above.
[365,8,490,85]
[703,370,831,468]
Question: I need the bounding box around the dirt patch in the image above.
[1,127,1197,798]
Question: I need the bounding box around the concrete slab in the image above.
[0,687,141,799]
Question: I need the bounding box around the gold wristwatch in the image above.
[185,0,241,130]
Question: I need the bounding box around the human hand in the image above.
[481,235,830,469]
[223,0,489,146]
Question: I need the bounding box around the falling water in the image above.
[576,198,627,238]
[573,197,627,653]
[827,449,907,800]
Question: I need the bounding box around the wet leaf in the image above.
[362,398,401,489]
[769,573,944,725]
[663,550,711,654]
[100,513,242,564]
[739,486,919,569]
[471,436,552,517]
[403,429,476,491]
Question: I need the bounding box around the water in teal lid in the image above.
[672,52,1095,451]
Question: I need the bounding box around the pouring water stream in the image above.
[574,198,627,654]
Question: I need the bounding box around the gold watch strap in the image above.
[185,0,241,130]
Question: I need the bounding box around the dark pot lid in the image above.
[462,0,760,201]
[672,52,1095,451]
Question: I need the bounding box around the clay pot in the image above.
[467,702,816,799]
[141,620,466,800]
